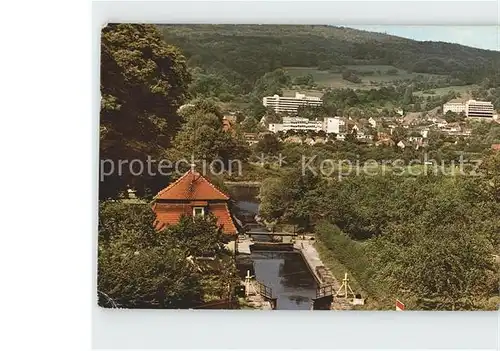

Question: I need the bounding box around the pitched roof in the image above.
[155,170,230,201]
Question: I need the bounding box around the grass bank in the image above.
[314,221,393,309]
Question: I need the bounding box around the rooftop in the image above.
[155,169,230,201]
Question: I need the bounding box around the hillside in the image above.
[159,24,500,92]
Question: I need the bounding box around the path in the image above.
[294,237,353,310]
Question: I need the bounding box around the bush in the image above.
[315,221,373,294]
[341,70,362,83]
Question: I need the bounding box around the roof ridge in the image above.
[154,170,192,199]
[154,169,230,201]
[195,172,230,200]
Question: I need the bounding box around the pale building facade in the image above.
[263,92,323,114]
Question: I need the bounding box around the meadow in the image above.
[413,85,478,98]
[284,65,442,90]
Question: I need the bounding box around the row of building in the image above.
[268,116,346,135]
[262,91,497,122]
[263,92,323,114]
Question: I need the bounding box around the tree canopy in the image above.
[100,24,191,199]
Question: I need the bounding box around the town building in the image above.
[443,100,466,114]
[324,117,346,134]
[465,100,494,119]
[269,117,322,133]
[268,123,285,133]
[268,116,345,134]
[443,99,494,119]
[243,132,260,145]
[152,169,239,240]
[222,115,236,133]
[368,117,377,128]
[262,92,322,114]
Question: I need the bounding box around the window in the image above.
[193,207,205,217]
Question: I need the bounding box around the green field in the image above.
[413,85,478,98]
[284,66,441,90]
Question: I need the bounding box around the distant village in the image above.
[201,91,500,151]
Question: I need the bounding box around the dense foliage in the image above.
[169,99,250,168]
[259,168,500,309]
[100,24,191,199]
[98,202,237,308]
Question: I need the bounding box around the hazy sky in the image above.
[349,25,499,51]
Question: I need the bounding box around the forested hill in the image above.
[159,24,500,90]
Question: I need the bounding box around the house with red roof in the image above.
[152,169,239,238]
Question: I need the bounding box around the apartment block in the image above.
[263,92,323,114]
[465,100,494,119]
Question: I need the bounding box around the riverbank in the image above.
[294,237,354,310]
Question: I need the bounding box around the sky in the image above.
[348,25,499,51]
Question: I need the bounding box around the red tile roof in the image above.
[155,170,230,201]
[209,203,238,235]
[153,203,237,235]
[491,144,500,151]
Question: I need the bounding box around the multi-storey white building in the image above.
[268,123,285,133]
[282,117,323,131]
[323,117,345,134]
[263,92,323,114]
[465,100,494,119]
[443,99,494,119]
[268,116,345,134]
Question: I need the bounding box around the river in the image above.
[230,185,318,310]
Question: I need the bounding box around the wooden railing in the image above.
[255,280,273,300]
[316,285,334,299]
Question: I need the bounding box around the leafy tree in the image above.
[255,133,282,155]
[293,73,315,86]
[98,202,239,308]
[165,214,228,257]
[252,68,291,98]
[345,129,358,143]
[98,202,203,308]
[172,99,250,166]
[341,70,362,83]
[368,208,498,310]
[391,126,407,144]
[264,107,282,123]
[100,24,191,199]
[241,116,260,133]
[480,151,500,202]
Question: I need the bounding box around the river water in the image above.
[230,185,318,310]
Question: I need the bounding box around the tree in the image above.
[255,133,282,155]
[444,110,458,123]
[480,151,500,202]
[100,24,191,199]
[241,116,260,133]
[98,202,203,308]
[403,86,414,106]
[265,107,281,123]
[165,214,228,257]
[341,70,362,83]
[345,129,357,143]
[368,214,497,310]
[98,202,238,308]
[391,126,407,144]
[252,68,291,98]
[259,167,326,230]
[172,99,250,166]
[293,73,314,86]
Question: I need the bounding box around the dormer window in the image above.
[193,207,205,217]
